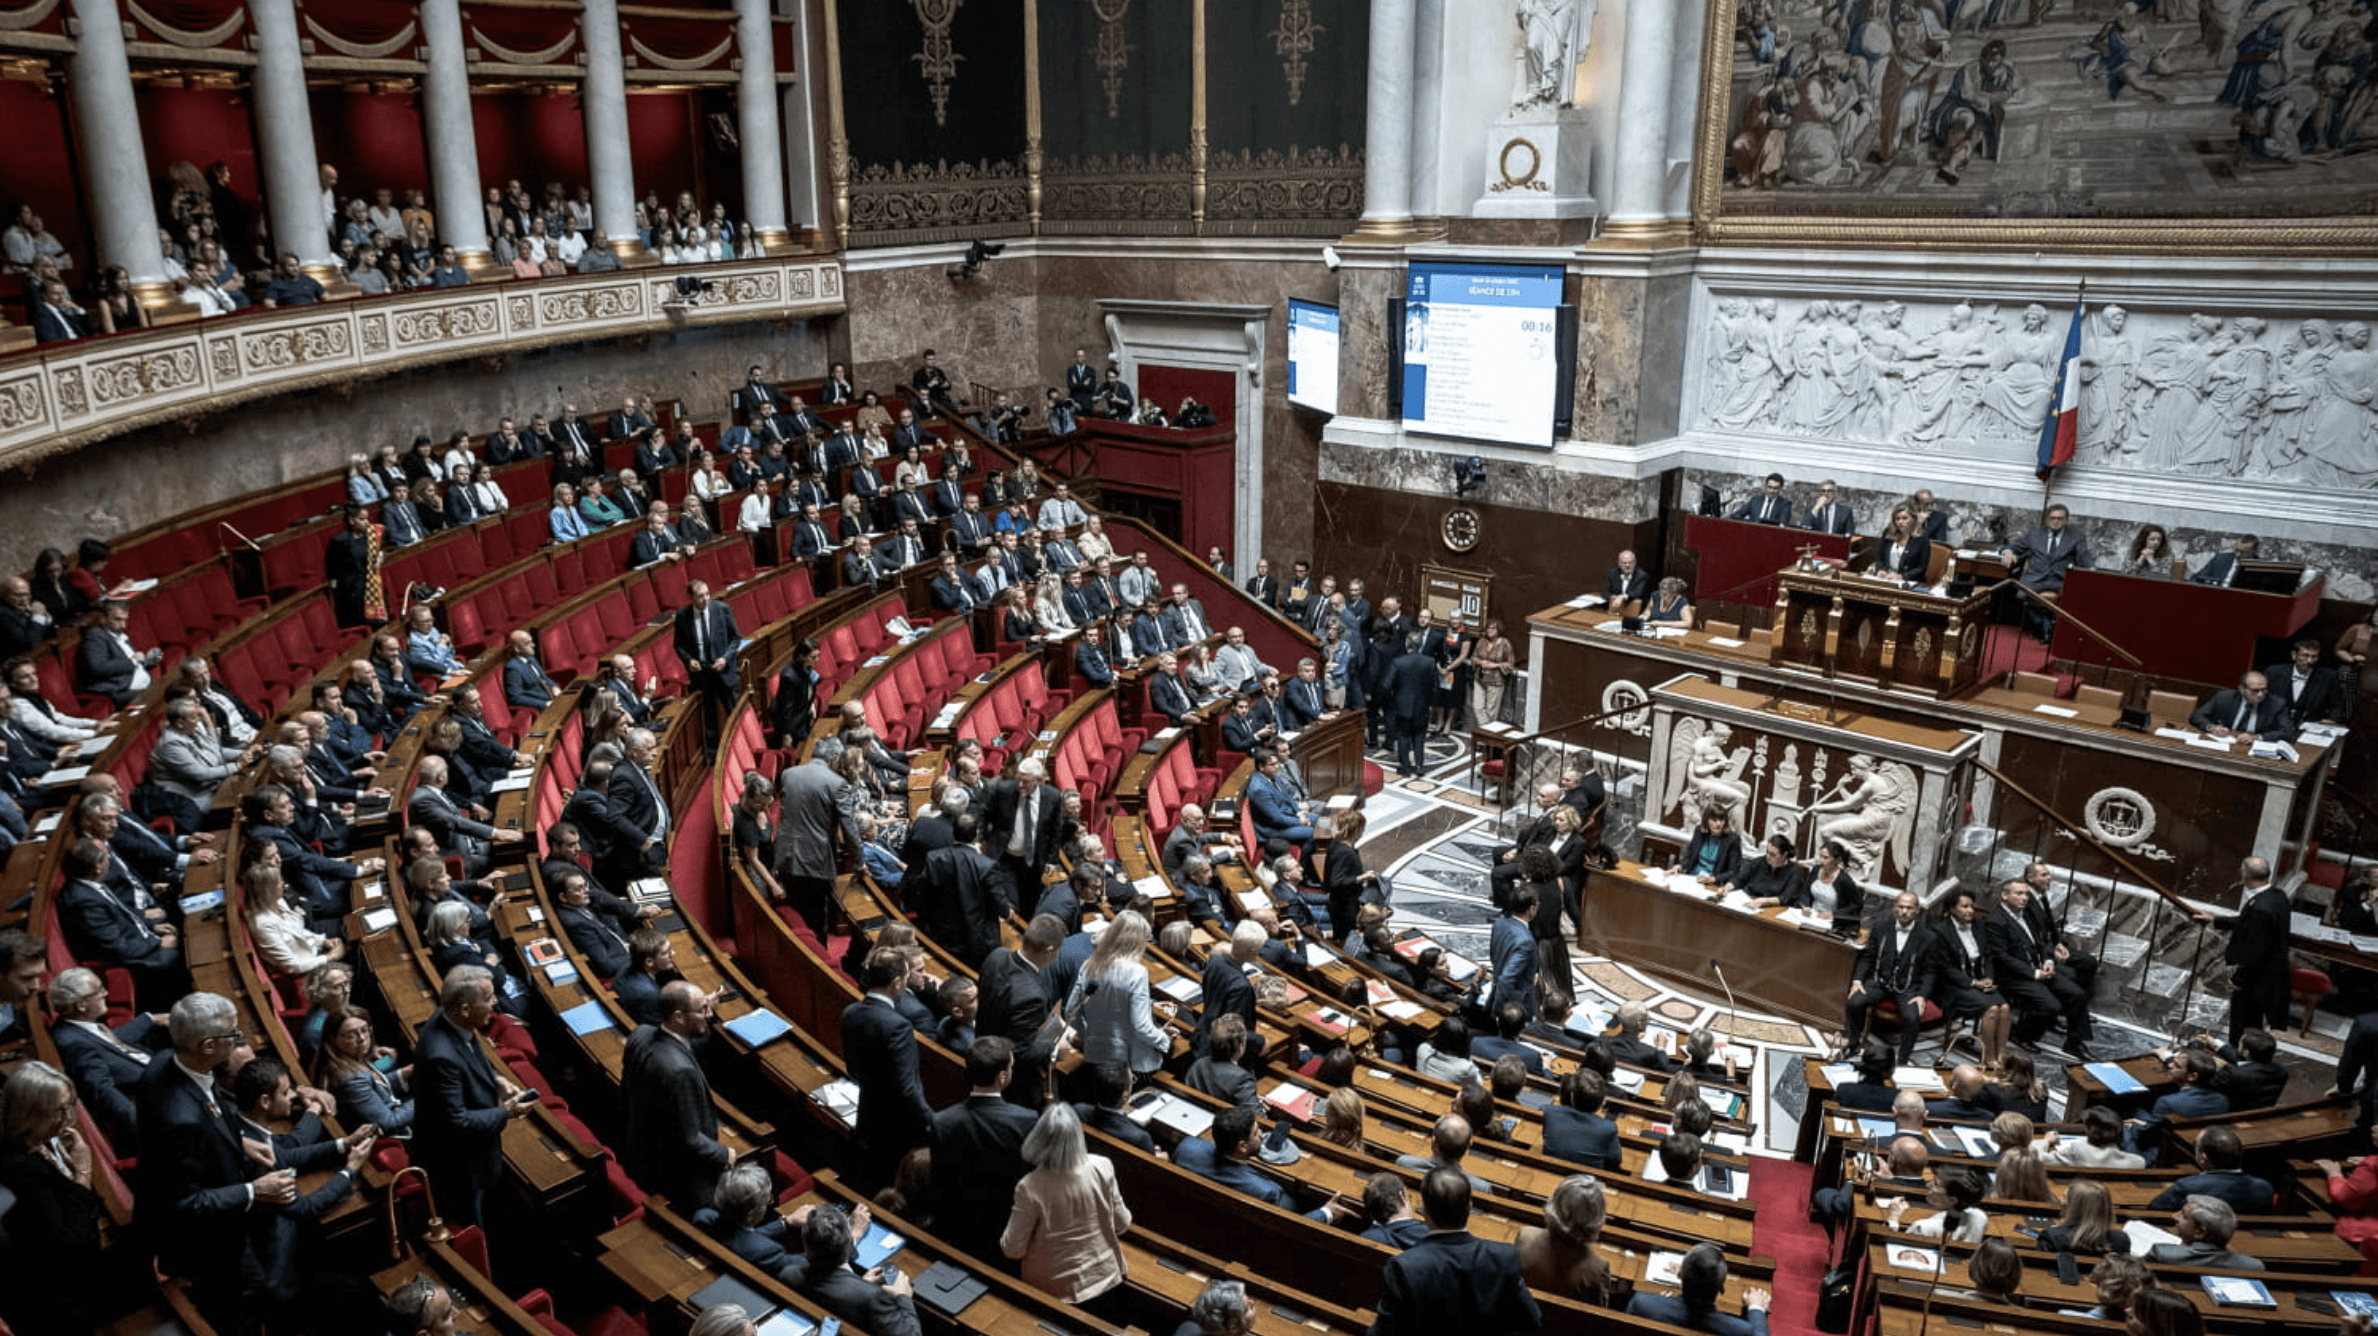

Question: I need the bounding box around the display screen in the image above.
[1287,299,1340,415]
[1400,262,1565,448]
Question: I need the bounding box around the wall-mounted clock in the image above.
[1441,507,1481,553]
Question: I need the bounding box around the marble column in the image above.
[578,0,650,264]
[732,0,790,252]
[247,0,338,279]
[778,2,824,241]
[1348,0,1416,240]
[420,0,495,274]
[1599,0,1680,241]
[66,0,170,303]
[1662,0,1709,220]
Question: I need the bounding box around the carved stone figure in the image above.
[1513,0,1596,108]
[1806,754,1917,879]
[1666,718,1754,831]
[2076,303,2139,460]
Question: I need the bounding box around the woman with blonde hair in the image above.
[2038,1178,2127,1256]
[1517,1174,1613,1303]
[1034,571,1073,634]
[246,857,344,978]
[1064,911,1171,1081]
[1316,1088,1367,1149]
[347,452,386,505]
[1992,1145,2057,1206]
[1001,1102,1132,1310]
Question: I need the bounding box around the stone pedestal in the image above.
[1474,108,1598,220]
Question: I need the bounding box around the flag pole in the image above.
[2037,276,2089,505]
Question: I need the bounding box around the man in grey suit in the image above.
[2001,504,2091,642]
[776,737,853,931]
[408,755,522,877]
[621,981,732,1211]
[151,697,261,809]
[2146,1195,2265,1271]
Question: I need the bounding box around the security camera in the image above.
[1452,456,1486,498]
[1321,245,1342,272]
[949,238,1007,281]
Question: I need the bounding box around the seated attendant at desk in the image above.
[1644,577,1694,629]
[2190,534,2260,587]
[1800,480,1856,536]
[1729,834,1808,907]
[1729,472,1792,526]
[2338,865,2378,935]
[1605,550,1652,610]
[2121,524,2174,580]
[2189,671,2294,744]
[1797,839,1866,930]
[1679,810,1744,885]
[1872,505,1931,584]
[1912,488,1949,543]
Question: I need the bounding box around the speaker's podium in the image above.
[1769,564,1995,699]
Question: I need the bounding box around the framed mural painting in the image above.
[1690,0,2378,250]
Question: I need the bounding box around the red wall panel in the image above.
[311,89,429,200]
[0,80,86,266]
[626,90,699,208]
[1136,365,1234,422]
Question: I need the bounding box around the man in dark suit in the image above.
[324,506,376,627]
[2205,856,2292,1045]
[2335,1007,2378,1129]
[32,278,87,343]
[78,598,157,705]
[1913,489,1950,543]
[2002,503,2091,641]
[607,395,655,442]
[1983,878,2093,1058]
[2190,534,2260,587]
[781,1201,925,1336]
[1371,1169,1542,1336]
[414,965,535,1225]
[2190,671,2295,743]
[1193,922,1263,1058]
[2124,1048,2230,1162]
[928,1036,1040,1258]
[1489,887,1539,1024]
[844,946,935,1184]
[1472,1001,1547,1076]
[554,864,635,979]
[2264,638,2348,728]
[981,758,1064,914]
[620,981,732,1210]
[2212,1028,2289,1111]
[1541,1068,1620,1169]
[1280,658,1329,732]
[502,629,558,713]
[1604,1002,1677,1072]
[1843,891,1940,1063]
[409,756,514,878]
[56,838,185,1008]
[979,915,1066,1109]
[607,729,670,882]
[1728,472,1793,526]
[1242,557,1280,608]
[1382,645,1438,778]
[134,993,278,1327]
[1625,1243,1772,1335]
[1148,652,1198,726]
[672,580,741,727]
[928,552,986,616]
[50,965,168,1151]
[731,365,780,423]
[1074,1060,1157,1154]
[1603,550,1653,608]
[914,814,1008,970]
[2146,1126,2275,1212]
[1799,480,1856,535]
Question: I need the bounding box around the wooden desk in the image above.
[1771,567,1993,698]
[1578,861,1860,1029]
[2054,566,2323,681]
[1685,514,1852,610]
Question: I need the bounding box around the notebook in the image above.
[2201,1276,2275,1307]
[909,1260,987,1316]
[852,1221,906,1270]
[559,999,614,1036]
[723,1009,793,1048]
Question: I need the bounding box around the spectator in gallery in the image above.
[261,252,325,308]
[432,245,470,288]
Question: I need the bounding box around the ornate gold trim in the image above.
[845,158,1027,244]
[910,0,962,127]
[1189,0,1205,231]
[1090,0,1130,120]
[1691,0,2378,253]
[1591,217,1691,248]
[1269,0,1320,107]
[628,31,730,71]
[1023,0,1043,235]
[302,14,415,60]
[126,0,242,47]
[821,0,850,250]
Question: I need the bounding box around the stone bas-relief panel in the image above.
[1689,294,2378,488]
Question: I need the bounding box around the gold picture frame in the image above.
[1689,0,2378,253]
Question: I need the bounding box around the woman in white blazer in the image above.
[246,860,343,979]
[1002,1102,1131,1307]
[1063,911,1171,1079]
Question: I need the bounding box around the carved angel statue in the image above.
[1805,754,1916,881]
[1514,0,1597,108]
[1665,718,1753,831]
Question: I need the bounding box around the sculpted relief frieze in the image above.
[1689,293,2378,489]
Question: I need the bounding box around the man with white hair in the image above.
[150,696,261,809]
[982,756,1064,913]
[177,656,262,746]
[408,754,523,876]
[414,966,538,1225]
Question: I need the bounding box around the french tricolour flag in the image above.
[2035,293,2086,482]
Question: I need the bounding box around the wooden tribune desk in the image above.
[2053,566,2323,679]
[1770,567,1992,698]
[1577,860,1860,1029]
[1685,514,1852,608]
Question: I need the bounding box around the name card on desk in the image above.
[2031,703,2078,718]
[2185,734,2236,751]
[2154,727,2197,741]
[1705,637,1747,648]
[359,905,398,934]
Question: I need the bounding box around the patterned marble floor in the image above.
[1352,733,2327,1156]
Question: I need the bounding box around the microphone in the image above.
[1709,956,1741,1059]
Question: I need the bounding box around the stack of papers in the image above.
[1263,1083,1319,1120]
[810,1078,861,1126]
[1563,595,1608,610]
[1891,1066,1946,1093]
[2153,726,2197,741]
[2124,1220,2180,1255]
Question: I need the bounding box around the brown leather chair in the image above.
[2149,688,2200,725]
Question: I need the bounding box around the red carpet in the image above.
[1748,1157,1830,1335]
[1979,624,2051,678]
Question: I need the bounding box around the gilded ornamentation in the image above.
[1269,0,1321,106]
[1042,152,1194,233]
[1204,145,1364,234]
[208,336,239,380]
[242,323,352,370]
[1798,608,1818,646]
[89,347,199,407]
[1911,627,1934,668]
[1854,618,1873,656]
[1090,0,1132,120]
[847,158,1028,245]
[1493,137,1548,193]
[538,288,639,324]
[910,0,965,127]
[0,374,43,432]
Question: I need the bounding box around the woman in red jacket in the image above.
[2316,1124,2378,1274]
